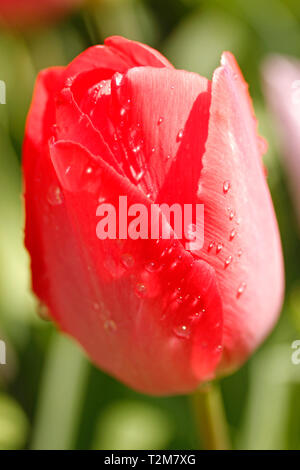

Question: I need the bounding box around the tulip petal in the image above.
[23,66,65,301]
[42,140,223,394]
[77,66,211,200]
[63,36,173,86]
[105,36,174,69]
[160,52,284,371]
[55,86,125,175]
[203,53,283,371]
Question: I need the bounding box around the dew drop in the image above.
[157,117,164,125]
[228,209,235,221]
[145,261,159,272]
[224,255,233,268]
[115,73,123,86]
[86,167,93,174]
[229,229,236,241]
[194,311,202,318]
[65,165,71,175]
[132,145,141,154]
[216,345,223,352]
[170,261,179,270]
[237,249,243,257]
[216,243,223,254]
[104,319,116,332]
[135,282,147,297]
[177,129,184,141]
[223,181,230,194]
[129,166,144,182]
[65,77,73,87]
[47,185,63,206]
[237,282,247,297]
[208,241,215,252]
[168,246,174,255]
[121,253,135,269]
[174,324,191,339]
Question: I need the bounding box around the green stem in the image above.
[191,382,231,450]
[31,334,89,450]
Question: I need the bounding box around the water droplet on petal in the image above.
[65,77,74,87]
[228,209,235,220]
[132,145,141,153]
[170,261,179,270]
[104,319,116,332]
[129,166,144,182]
[135,282,147,297]
[224,255,233,268]
[237,282,247,297]
[145,261,159,272]
[86,167,93,174]
[216,243,223,254]
[115,73,123,86]
[157,117,164,125]
[174,324,191,339]
[47,185,63,206]
[229,229,236,241]
[237,249,243,257]
[121,253,135,269]
[177,129,184,141]
[223,181,230,194]
[193,311,202,318]
[208,241,215,252]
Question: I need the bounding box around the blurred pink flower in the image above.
[263,55,300,224]
[0,0,84,29]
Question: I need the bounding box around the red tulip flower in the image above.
[23,37,284,395]
[0,0,84,29]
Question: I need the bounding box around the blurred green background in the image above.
[1,0,300,450]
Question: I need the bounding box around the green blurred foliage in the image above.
[0,0,300,450]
